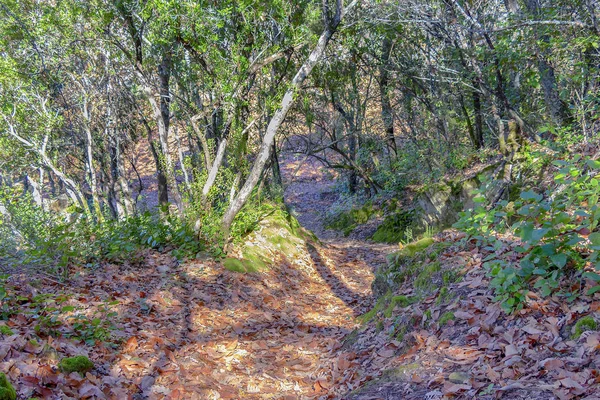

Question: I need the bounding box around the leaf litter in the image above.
[1,156,599,399]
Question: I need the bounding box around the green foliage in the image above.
[0,373,16,400]
[0,193,207,271]
[455,155,600,312]
[372,211,415,243]
[58,355,94,375]
[325,202,375,236]
[0,282,119,346]
[68,301,119,347]
[573,316,597,339]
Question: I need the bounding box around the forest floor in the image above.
[2,155,600,399]
[0,154,398,399]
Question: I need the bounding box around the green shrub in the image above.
[454,155,600,312]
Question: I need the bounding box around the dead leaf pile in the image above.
[338,231,600,400]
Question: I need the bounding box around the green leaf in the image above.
[589,232,600,247]
[520,190,541,201]
[519,222,534,242]
[583,271,600,282]
[550,253,567,268]
[532,228,549,243]
[586,160,600,169]
[587,285,600,295]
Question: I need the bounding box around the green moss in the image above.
[384,296,417,318]
[436,287,453,305]
[428,242,451,259]
[442,270,461,285]
[424,309,432,326]
[375,320,384,332]
[372,211,414,243]
[224,246,270,273]
[414,261,441,290]
[326,204,375,236]
[58,355,94,375]
[223,258,249,273]
[381,363,420,379]
[394,325,408,341]
[400,237,434,257]
[269,235,297,255]
[359,295,388,323]
[0,373,16,400]
[382,238,436,288]
[0,326,13,336]
[573,316,597,339]
[439,311,455,326]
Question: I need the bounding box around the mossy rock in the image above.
[572,316,597,339]
[58,355,94,375]
[224,257,262,273]
[0,373,15,400]
[226,207,310,273]
[372,211,415,243]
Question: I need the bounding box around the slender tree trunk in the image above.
[174,125,191,192]
[143,53,183,212]
[202,137,228,202]
[222,0,355,236]
[524,0,572,127]
[473,82,484,148]
[379,37,397,157]
[190,116,212,171]
[83,116,103,221]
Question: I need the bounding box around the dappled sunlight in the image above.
[0,237,382,398]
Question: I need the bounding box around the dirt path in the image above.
[4,155,398,400]
[281,154,396,277]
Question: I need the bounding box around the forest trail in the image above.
[2,156,397,399]
[281,153,398,306]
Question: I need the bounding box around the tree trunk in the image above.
[473,82,484,148]
[379,37,397,157]
[222,0,355,236]
[144,53,184,212]
[525,0,572,126]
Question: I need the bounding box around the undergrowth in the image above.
[454,154,600,312]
